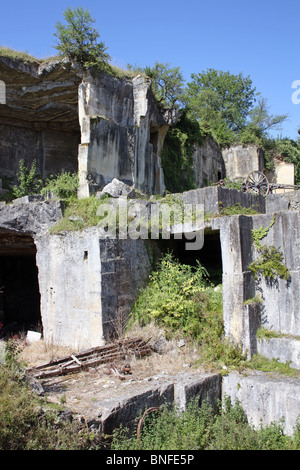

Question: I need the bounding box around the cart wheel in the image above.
[245,171,269,196]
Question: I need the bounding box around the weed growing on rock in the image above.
[249,215,290,281]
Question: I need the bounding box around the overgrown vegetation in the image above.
[1,338,300,450]
[249,215,290,281]
[129,252,245,370]
[0,340,102,450]
[41,171,79,200]
[2,159,79,203]
[49,195,111,233]
[112,397,300,450]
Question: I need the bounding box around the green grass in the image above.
[247,354,300,377]
[0,46,40,63]
[204,203,259,222]
[49,195,113,233]
[219,202,258,216]
[0,341,102,450]
[0,46,144,79]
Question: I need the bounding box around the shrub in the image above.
[12,159,43,199]
[130,252,210,333]
[129,252,245,368]
[112,397,299,450]
[42,171,79,200]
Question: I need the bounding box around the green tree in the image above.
[246,97,287,133]
[128,61,185,108]
[184,69,256,147]
[53,7,110,70]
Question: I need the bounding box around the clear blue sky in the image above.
[0,0,299,139]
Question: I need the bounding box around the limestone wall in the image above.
[223,371,300,436]
[212,210,300,358]
[222,145,264,180]
[78,73,176,198]
[0,57,81,183]
[35,228,154,349]
[192,138,225,186]
[0,57,175,197]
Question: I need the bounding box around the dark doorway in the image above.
[0,229,41,337]
[158,229,222,286]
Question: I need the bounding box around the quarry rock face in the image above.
[1,56,300,436]
[78,73,177,197]
[0,57,82,182]
[0,57,177,197]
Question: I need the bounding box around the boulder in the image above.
[101,179,135,198]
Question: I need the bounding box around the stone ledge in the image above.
[257,336,300,369]
[223,370,300,435]
[12,194,44,204]
[92,372,221,434]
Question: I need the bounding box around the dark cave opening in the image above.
[158,229,223,285]
[0,230,41,337]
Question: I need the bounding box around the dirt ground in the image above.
[21,323,207,423]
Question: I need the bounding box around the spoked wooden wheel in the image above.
[245,171,270,196]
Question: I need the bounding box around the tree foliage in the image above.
[183,69,256,146]
[53,7,110,70]
[128,61,185,108]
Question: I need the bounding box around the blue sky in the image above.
[0,0,299,139]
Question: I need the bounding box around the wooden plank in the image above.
[26,337,153,379]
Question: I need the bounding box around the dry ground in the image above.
[20,323,208,423]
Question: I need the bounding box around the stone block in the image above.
[174,372,221,412]
[12,195,44,204]
[223,371,300,435]
[257,336,300,369]
[99,382,174,434]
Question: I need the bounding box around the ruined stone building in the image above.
[0,56,300,434]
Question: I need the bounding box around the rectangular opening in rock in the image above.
[158,229,223,286]
[0,229,41,336]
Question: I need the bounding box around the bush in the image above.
[130,252,210,332]
[42,171,79,200]
[112,397,300,450]
[129,252,245,368]
[12,159,43,199]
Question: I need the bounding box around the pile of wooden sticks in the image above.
[26,337,152,379]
